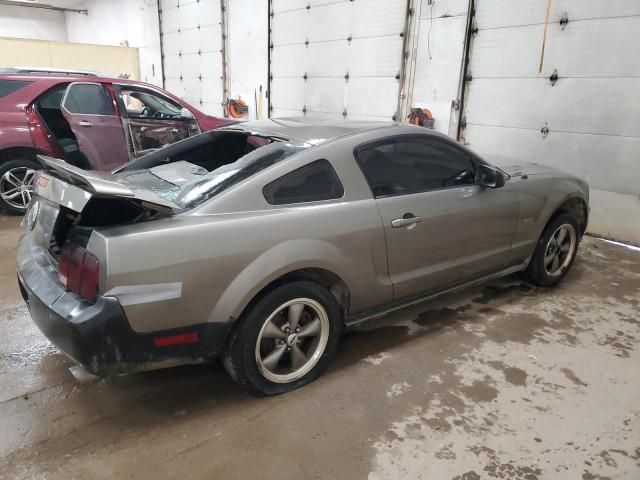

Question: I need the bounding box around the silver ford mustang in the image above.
[17,118,589,395]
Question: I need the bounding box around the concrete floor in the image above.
[1,214,639,480]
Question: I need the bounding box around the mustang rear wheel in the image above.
[0,159,39,215]
[224,281,342,396]
[526,213,580,286]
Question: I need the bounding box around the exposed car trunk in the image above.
[33,155,178,259]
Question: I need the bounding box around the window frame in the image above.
[60,81,116,116]
[262,158,345,206]
[114,84,185,120]
[353,134,487,199]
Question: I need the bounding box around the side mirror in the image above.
[478,164,506,188]
[180,107,195,120]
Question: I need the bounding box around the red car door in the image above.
[61,82,129,171]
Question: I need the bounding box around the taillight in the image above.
[57,241,100,302]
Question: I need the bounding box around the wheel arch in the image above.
[0,146,45,166]
[544,196,588,239]
[209,240,356,329]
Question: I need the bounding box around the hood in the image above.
[485,155,562,177]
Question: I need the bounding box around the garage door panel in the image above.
[178,0,220,28]
[176,28,201,55]
[545,16,640,78]
[163,55,182,79]
[469,24,542,78]
[348,77,398,118]
[419,0,468,19]
[271,0,406,121]
[465,124,640,196]
[413,15,469,104]
[161,31,180,56]
[200,51,223,78]
[351,0,407,37]
[201,101,223,117]
[271,10,310,45]
[160,0,223,117]
[349,36,403,77]
[465,78,640,137]
[471,17,640,78]
[306,41,349,77]
[308,3,351,42]
[160,5,179,33]
[272,44,309,77]
[271,108,301,118]
[475,0,640,29]
[271,78,305,111]
[305,78,345,114]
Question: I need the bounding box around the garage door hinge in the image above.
[541,123,550,138]
[302,106,307,115]
[460,116,467,129]
[470,21,479,35]
[342,109,347,118]
[270,10,274,18]
[303,72,308,81]
[560,13,569,30]
[465,71,473,82]
[306,3,310,10]
[344,72,350,82]
[347,34,352,43]
[305,38,309,47]
[549,69,559,86]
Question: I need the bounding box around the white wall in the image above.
[0,4,67,42]
[65,0,162,85]
[227,0,268,119]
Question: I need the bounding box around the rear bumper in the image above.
[17,234,230,376]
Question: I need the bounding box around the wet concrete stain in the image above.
[560,367,588,387]
[1,218,640,480]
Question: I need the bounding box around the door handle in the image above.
[78,120,92,127]
[391,214,423,228]
[170,128,179,134]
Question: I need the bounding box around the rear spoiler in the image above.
[38,155,136,197]
[37,155,177,211]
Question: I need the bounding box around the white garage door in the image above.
[159,0,224,116]
[461,0,640,243]
[270,0,409,121]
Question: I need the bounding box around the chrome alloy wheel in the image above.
[0,167,36,211]
[255,298,330,383]
[544,223,577,278]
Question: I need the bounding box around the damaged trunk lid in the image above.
[30,155,188,259]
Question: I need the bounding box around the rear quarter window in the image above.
[0,79,32,98]
[263,159,344,205]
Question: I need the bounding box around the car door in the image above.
[355,135,519,301]
[115,86,200,157]
[60,82,129,171]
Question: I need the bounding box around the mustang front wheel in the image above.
[224,281,341,396]
[526,213,580,286]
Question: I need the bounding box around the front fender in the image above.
[209,239,356,324]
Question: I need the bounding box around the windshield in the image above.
[173,141,303,209]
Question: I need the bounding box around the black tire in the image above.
[223,281,343,396]
[0,158,41,215]
[526,213,580,286]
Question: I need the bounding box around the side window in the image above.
[263,159,344,205]
[62,83,115,115]
[119,88,181,118]
[356,137,476,197]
